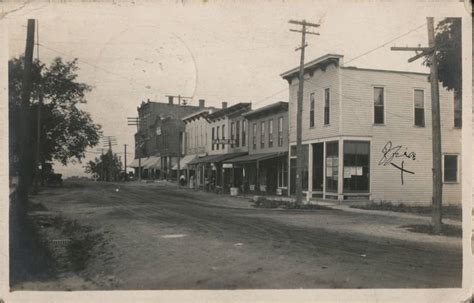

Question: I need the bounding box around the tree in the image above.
[429,18,462,93]
[423,18,462,125]
[9,56,102,181]
[84,150,122,181]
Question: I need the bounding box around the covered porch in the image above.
[224,152,288,196]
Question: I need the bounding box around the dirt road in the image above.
[21,180,462,290]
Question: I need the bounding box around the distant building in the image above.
[129,97,208,179]
[281,54,461,205]
[188,102,251,193]
[182,105,218,188]
[224,101,289,195]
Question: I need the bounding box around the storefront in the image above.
[290,138,370,200]
[224,152,288,195]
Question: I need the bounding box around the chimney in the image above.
[168,96,174,104]
[199,99,205,108]
[222,101,228,109]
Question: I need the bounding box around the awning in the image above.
[223,152,288,164]
[188,152,247,165]
[172,154,197,170]
[144,156,161,169]
[128,158,140,168]
[127,156,161,169]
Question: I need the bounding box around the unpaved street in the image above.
[23,180,462,290]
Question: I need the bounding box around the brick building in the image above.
[129,98,209,179]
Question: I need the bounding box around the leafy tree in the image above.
[429,18,462,94]
[84,150,122,181]
[9,56,102,180]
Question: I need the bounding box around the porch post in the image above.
[337,137,344,202]
[256,160,260,193]
[307,143,313,203]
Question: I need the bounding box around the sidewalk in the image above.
[310,200,462,226]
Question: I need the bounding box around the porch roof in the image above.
[188,152,247,165]
[223,151,287,164]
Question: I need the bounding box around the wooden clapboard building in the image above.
[223,102,289,195]
[187,102,251,193]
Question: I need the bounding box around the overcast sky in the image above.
[4,0,465,177]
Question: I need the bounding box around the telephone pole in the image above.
[33,19,43,193]
[391,17,442,233]
[165,94,191,185]
[127,116,144,181]
[18,19,35,204]
[289,19,320,205]
[124,144,128,181]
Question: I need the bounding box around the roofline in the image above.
[341,66,429,77]
[242,101,288,119]
[207,103,252,120]
[280,54,344,79]
[182,108,215,121]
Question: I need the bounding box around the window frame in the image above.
[230,122,235,148]
[373,86,385,125]
[442,154,460,183]
[242,120,246,147]
[268,119,274,148]
[309,92,315,128]
[278,116,284,147]
[324,88,330,125]
[260,121,265,149]
[211,127,215,151]
[413,88,425,127]
[252,122,257,150]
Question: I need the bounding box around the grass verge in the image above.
[350,201,462,220]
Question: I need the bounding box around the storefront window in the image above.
[343,141,370,192]
[325,141,338,192]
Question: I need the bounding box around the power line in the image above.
[344,22,427,65]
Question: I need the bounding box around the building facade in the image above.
[188,102,251,192]
[182,107,217,187]
[281,54,462,206]
[224,102,289,195]
[130,98,208,179]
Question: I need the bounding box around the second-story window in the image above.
[268,119,274,148]
[216,126,220,150]
[374,87,384,124]
[236,121,240,147]
[454,92,462,128]
[230,122,235,148]
[414,89,425,127]
[242,120,246,147]
[310,92,315,127]
[278,116,283,147]
[211,127,215,151]
[260,121,265,149]
[252,123,257,150]
[324,88,330,125]
[221,124,225,149]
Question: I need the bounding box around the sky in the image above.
[3,0,465,177]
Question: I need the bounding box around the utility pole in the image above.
[289,19,320,205]
[124,144,128,181]
[391,17,442,233]
[18,19,35,205]
[33,19,42,193]
[127,116,144,181]
[166,94,191,185]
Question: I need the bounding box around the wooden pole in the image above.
[295,22,306,205]
[427,17,443,233]
[18,19,35,203]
